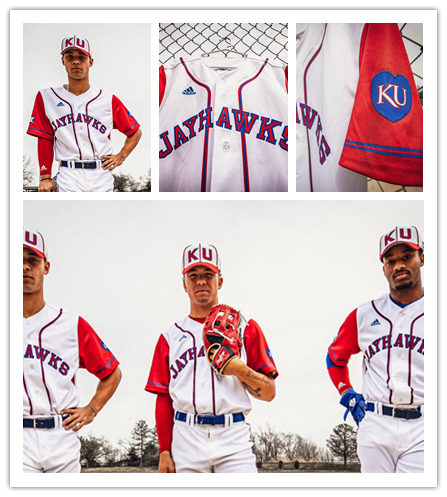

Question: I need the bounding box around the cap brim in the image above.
[24,244,46,259]
[61,48,90,57]
[380,241,421,259]
[182,262,219,274]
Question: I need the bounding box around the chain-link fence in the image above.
[159,23,288,64]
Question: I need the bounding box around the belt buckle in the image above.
[33,417,47,429]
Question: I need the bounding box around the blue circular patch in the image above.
[371,71,412,123]
[101,341,110,352]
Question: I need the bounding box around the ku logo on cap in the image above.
[371,71,412,123]
[384,227,413,248]
[187,247,214,263]
[24,231,38,246]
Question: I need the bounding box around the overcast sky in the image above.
[22,22,151,185]
[21,199,425,451]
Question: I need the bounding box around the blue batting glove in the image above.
[340,389,366,426]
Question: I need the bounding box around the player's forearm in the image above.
[88,366,122,414]
[119,128,142,160]
[225,359,276,401]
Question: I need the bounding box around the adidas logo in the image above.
[370,318,381,326]
[57,102,65,107]
[40,165,48,171]
[182,86,196,95]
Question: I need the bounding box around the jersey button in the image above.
[223,142,230,152]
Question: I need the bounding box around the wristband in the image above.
[87,404,98,416]
[118,152,126,161]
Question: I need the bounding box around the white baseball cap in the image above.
[182,243,221,274]
[61,36,91,57]
[23,228,48,259]
[379,226,423,260]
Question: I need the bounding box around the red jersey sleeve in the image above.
[243,319,278,379]
[159,65,166,106]
[27,92,54,140]
[327,309,361,366]
[340,23,423,186]
[37,137,54,177]
[112,95,140,136]
[77,317,119,380]
[145,334,170,394]
[155,393,174,453]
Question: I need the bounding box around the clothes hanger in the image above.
[201,37,248,58]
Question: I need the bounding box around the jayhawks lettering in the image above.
[24,344,71,376]
[160,107,288,158]
[50,112,108,134]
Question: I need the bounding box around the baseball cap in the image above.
[61,36,91,57]
[23,228,48,259]
[379,226,423,260]
[182,243,221,274]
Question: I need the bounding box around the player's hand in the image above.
[339,389,366,426]
[158,451,175,473]
[101,154,124,171]
[38,178,56,192]
[61,406,96,432]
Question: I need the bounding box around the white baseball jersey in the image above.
[146,315,278,414]
[28,86,139,162]
[296,23,423,192]
[159,56,288,192]
[145,314,277,472]
[329,294,424,406]
[23,303,119,416]
[23,304,119,473]
[328,294,424,472]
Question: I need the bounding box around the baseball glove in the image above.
[203,304,243,375]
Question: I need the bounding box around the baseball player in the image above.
[27,35,142,192]
[296,23,423,192]
[145,244,278,472]
[327,226,424,472]
[23,228,122,472]
[159,56,288,192]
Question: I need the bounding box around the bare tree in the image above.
[23,155,37,188]
[299,438,320,462]
[281,432,305,460]
[79,433,107,468]
[252,425,285,463]
[326,423,358,465]
[129,420,154,467]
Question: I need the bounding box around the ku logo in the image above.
[187,246,215,264]
[24,231,37,246]
[371,71,412,123]
[384,227,413,248]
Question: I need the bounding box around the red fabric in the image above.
[37,137,54,177]
[328,309,361,366]
[145,334,170,394]
[159,65,166,106]
[327,364,353,395]
[340,23,423,186]
[112,95,140,136]
[77,317,119,379]
[27,91,54,140]
[155,393,174,453]
[285,66,288,92]
[244,319,279,379]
